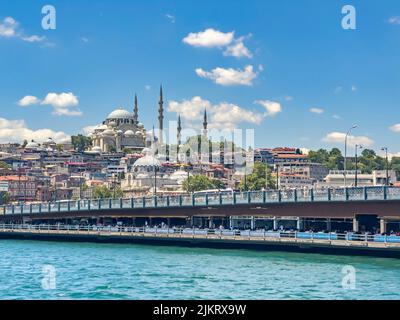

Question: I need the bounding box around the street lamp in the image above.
[381,147,389,186]
[344,124,358,187]
[355,144,363,187]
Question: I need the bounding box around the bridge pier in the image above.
[327,218,332,232]
[353,218,359,232]
[209,217,214,229]
[273,217,278,231]
[380,219,387,234]
[250,217,255,230]
[296,218,303,231]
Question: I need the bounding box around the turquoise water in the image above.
[0,240,400,300]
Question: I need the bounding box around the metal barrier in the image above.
[1,223,400,247]
[1,186,399,216]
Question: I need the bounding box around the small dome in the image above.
[45,138,56,145]
[25,140,39,149]
[170,169,191,183]
[92,146,102,153]
[138,122,144,128]
[124,130,135,137]
[135,131,142,136]
[133,149,161,168]
[107,108,133,119]
[102,129,115,136]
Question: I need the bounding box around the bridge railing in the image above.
[2,223,400,246]
[0,186,399,216]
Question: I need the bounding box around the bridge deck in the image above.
[2,186,400,218]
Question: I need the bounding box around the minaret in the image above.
[203,109,208,133]
[158,85,164,143]
[177,114,182,162]
[177,114,182,146]
[133,94,139,126]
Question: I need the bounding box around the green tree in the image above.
[0,161,10,170]
[56,144,64,152]
[238,162,277,191]
[0,192,10,205]
[391,157,400,180]
[71,135,92,152]
[93,185,123,199]
[182,175,223,192]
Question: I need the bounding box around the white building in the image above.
[320,170,397,188]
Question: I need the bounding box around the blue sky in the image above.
[0,0,400,156]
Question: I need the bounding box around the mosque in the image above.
[90,87,167,153]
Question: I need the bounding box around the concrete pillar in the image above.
[353,218,359,232]
[209,217,213,229]
[380,219,387,234]
[167,218,171,228]
[229,217,233,230]
[327,218,332,232]
[250,217,255,230]
[296,218,303,231]
[273,217,278,230]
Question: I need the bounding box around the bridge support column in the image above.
[167,218,171,228]
[229,217,233,230]
[190,216,194,227]
[273,217,278,230]
[327,218,332,232]
[353,218,359,232]
[209,217,213,229]
[250,217,255,230]
[380,219,387,234]
[296,218,303,231]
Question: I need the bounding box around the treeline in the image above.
[308,148,400,177]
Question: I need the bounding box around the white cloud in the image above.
[18,92,81,116]
[195,65,261,86]
[390,123,400,133]
[351,85,357,92]
[168,96,279,130]
[18,95,40,107]
[0,16,45,43]
[168,96,211,121]
[0,117,70,144]
[223,37,252,58]
[284,96,293,101]
[183,28,234,48]
[165,14,176,23]
[0,17,18,37]
[41,92,82,116]
[212,102,264,129]
[322,132,374,148]
[145,85,151,91]
[81,37,89,43]
[333,115,341,119]
[254,100,282,117]
[21,35,45,42]
[309,107,324,114]
[388,16,400,25]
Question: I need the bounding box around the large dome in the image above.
[107,108,133,119]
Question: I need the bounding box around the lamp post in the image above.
[344,124,358,187]
[355,144,363,187]
[381,147,389,186]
